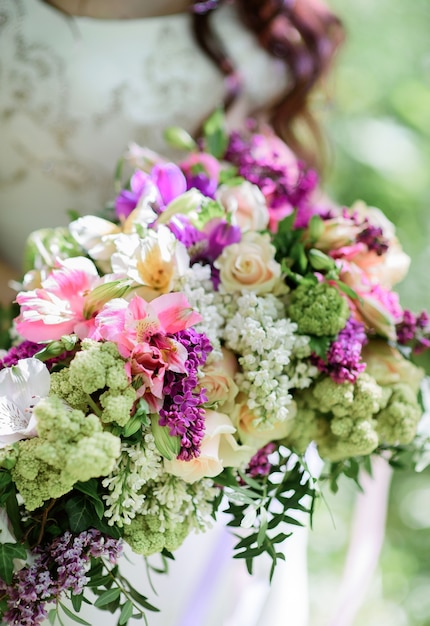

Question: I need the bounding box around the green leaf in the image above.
[126,585,160,612]
[290,241,308,273]
[0,471,12,492]
[5,488,23,540]
[118,600,134,625]
[70,593,84,613]
[64,496,96,533]
[203,108,228,158]
[309,335,333,359]
[74,482,104,520]
[48,608,58,625]
[58,602,91,625]
[94,587,121,608]
[0,543,27,584]
[334,279,361,301]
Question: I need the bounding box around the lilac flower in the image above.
[396,309,430,354]
[225,130,319,230]
[247,442,276,478]
[159,327,213,460]
[356,224,389,256]
[0,530,123,626]
[0,341,41,369]
[312,317,368,384]
[0,341,70,371]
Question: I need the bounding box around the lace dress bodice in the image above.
[0,0,287,269]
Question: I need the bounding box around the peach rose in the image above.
[350,201,411,287]
[231,394,296,448]
[362,340,425,393]
[164,409,255,484]
[216,181,269,232]
[313,216,360,252]
[215,232,282,295]
[200,348,239,413]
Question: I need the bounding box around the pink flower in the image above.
[94,293,201,408]
[15,257,101,342]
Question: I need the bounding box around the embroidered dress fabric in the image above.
[0,0,287,269]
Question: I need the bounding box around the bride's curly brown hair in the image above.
[192,0,344,163]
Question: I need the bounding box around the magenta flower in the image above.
[180,152,221,197]
[115,164,187,220]
[151,163,187,205]
[115,169,157,220]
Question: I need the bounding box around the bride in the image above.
[0,2,387,626]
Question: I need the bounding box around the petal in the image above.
[0,358,50,410]
[151,163,187,205]
[150,292,202,334]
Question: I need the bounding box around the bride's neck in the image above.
[43,0,192,19]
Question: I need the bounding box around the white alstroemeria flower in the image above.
[0,358,50,447]
[69,216,121,272]
[111,226,190,300]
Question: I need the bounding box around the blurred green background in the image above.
[308,1,430,625]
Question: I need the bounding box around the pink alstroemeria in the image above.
[94,294,202,409]
[15,257,101,342]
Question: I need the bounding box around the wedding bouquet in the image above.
[0,112,429,625]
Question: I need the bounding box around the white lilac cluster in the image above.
[221,291,306,426]
[178,263,226,359]
[102,433,162,526]
[102,432,217,533]
[139,474,217,534]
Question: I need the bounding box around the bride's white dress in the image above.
[0,0,287,270]
[0,2,310,625]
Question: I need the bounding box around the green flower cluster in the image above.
[10,396,121,510]
[50,339,136,427]
[288,282,350,337]
[287,372,423,462]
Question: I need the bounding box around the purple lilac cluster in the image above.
[356,224,389,256]
[225,131,319,226]
[0,530,122,626]
[0,340,68,371]
[246,443,276,478]
[0,340,40,369]
[159,328,213,460]
[312,317,368,384]
[396,310,430,354]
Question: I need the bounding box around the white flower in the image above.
[216,181,269,231]
[215,232,282,295]
[164,409,254,483]
[111,226,190,300]
[0,358,50,447]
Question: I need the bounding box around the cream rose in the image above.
[362,340,425,393]
[164,409,254,484]
[232,394,296,448]
[215,231,282,295]
[216,181,269,232]
[200,348,239,413]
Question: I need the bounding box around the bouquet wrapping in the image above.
[0,113,429,625]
